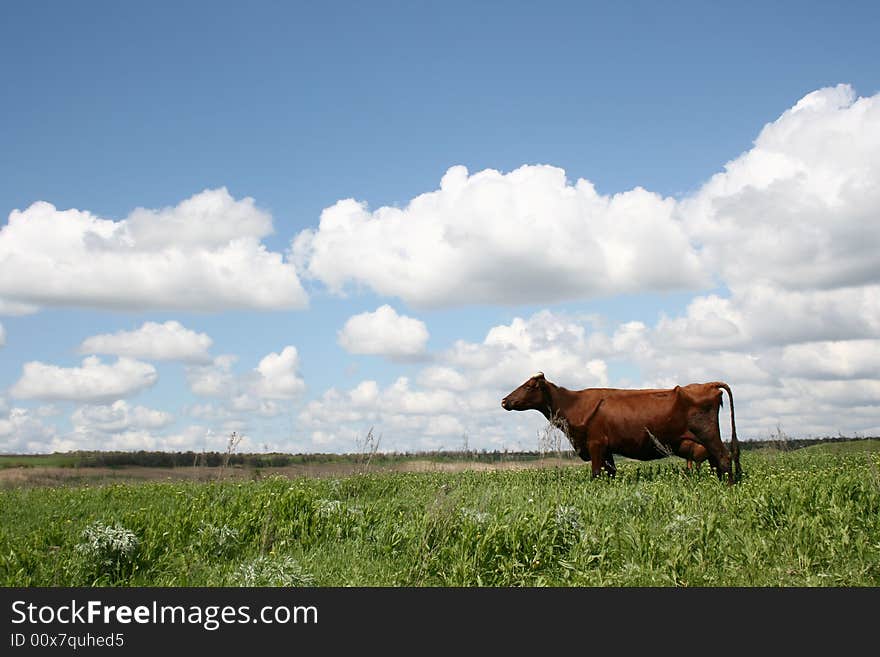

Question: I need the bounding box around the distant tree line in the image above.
[61,448,563,469]
[30,435,876,469]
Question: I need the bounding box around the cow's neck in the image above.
[540,382,572,426]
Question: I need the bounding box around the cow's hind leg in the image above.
[603,453,617,477]
[691,417,733,485]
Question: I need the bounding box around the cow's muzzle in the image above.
[501,398,511,410]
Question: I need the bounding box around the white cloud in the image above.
[109,186,273,249]
[36,405,62,417]
[0,322,5,348]
[337,305,429,359]
[619,284,880,358]
[0,407,57,453]
[187,347,304,402]
[773,340,880,380]
[0,299,39,316]
[71,401,174,433]
[250,346,306,399]
[79,320,213,363]
[10,357,158,403]
[298,377,466,452]
[187,398,279,421]
[186,355,238,398]
[381,377,459,415]
[187,403,232,421]
[230,395,284,417]
[0,188,308,312]
[293,165,705,307]
[64,423,216,453]
[446,310,608,390]
[417,366,469,391]
[682,84,880,293]
[739,284,880,346]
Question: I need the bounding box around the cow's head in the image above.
[501,372,547,411]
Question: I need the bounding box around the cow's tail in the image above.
[716,382,741,483]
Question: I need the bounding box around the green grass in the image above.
[1,448,878,586]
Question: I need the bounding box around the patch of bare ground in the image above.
[0,457,581,488]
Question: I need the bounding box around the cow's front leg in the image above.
[588,441,606,478]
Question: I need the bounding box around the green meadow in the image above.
[1,444,878,586]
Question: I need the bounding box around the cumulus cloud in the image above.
[59,401,196,453]
[617,284,880,358]
[298,377,467,452]
[230,395,284,417]
[0,299,38,316]
[250,346,306,399]
[682,84,880,293]
[79,321,213,363]
[9,357,158,403]
[338,305,430,359]
[186,355,238,398]
[417,366,469,391]
[293,84,880,442]
[446,310,608,390]
[36,405,62,417]
[292,85,878,311]
[187,403,233,421]
[0,188,308,312]
[186,347,305,402]
[773,340,880,380]
[187,399,280,421]
[293,165,705,307]
[0,407,57,453]
[71,401,174,433]
[63,423,216,453]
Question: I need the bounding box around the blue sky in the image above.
[1,1,879,454]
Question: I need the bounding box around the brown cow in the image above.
[501,372,741,484]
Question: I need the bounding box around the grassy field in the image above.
[0,453,82,468]
[1,445,878,586]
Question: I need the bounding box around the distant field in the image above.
[1,446,878,587]
[801,438,880,454]
[0,454,81,468]
[0,456,575,488]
